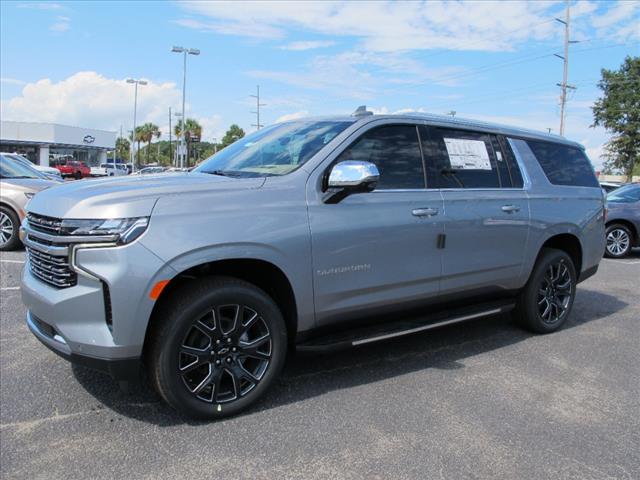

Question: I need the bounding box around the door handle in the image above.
[412,207,439,217]
[501,205,520,213]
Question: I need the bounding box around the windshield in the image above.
[195,120,352,177]
[607,184,640,203]
[0,155,44,179]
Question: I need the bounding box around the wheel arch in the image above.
[538,233,583,277]
[143,257,299,353]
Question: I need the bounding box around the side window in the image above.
[421,127,502,189]
[526,140,599,187]
[336,125,425,189]
[497,135,524,188]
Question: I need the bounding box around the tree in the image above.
[115,136,130,161]
[138,123,161,165]
[174,118,202,166]
[132,126,146,166]
[592,56,640,181]
[220,124,245,149]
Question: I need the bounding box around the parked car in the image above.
[90,163,128,177]
[134,166,167,175]
[0,152,63,181]
[21,110,604,419]
[0,154,59,250]
[604,183,640,258]
[52,159,91,179]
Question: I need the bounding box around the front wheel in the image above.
[0,206,21,251]
[514,248,576,334]
[605,224,632,258]
[147,276,287,419]
[74,170,82,180]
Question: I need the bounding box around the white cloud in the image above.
[17,2,62,9]
[590,0,640,41]
[0,72,183,136]
[178,0,562,53]
[275,111,309,123]
[49,15,70,32]
[280,40,335,51]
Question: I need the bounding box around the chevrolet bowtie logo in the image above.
[83,135,95,144]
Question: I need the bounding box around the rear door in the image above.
[420,126,530,295]
[308,122,444,326]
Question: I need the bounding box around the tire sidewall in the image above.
[605,224,632,258]
[0,206,20,251]
[520,249,577,333]
[155,280,287,419]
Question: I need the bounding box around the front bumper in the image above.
[27,311,141,380]
[21,238,177,367]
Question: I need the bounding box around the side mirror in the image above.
[324,161,380,203]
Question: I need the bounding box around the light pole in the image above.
[171,46,200,169]
[126,78,147,172]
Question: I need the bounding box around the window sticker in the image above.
[443,138,492,170]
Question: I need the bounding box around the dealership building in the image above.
[0,121,116,167]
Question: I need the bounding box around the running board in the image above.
[297,301,515,352]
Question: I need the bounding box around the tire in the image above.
[604,224,632,258]
[0,206,21,251]
[147,276,287,419]
[74,171,82,180]
[514,248,576,334]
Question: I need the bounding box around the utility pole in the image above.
[171,46,200,168]
[555,0,577,136]
[126,78,147,172]
[168,107,172,166]
[250,85,266,130]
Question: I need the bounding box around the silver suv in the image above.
[21,110,605,419]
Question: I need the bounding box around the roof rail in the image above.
[352,105,373,117]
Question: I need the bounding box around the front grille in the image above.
[26,213,77,289]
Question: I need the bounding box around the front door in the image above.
[307,123,444,326]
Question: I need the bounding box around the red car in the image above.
[52,159,91,179]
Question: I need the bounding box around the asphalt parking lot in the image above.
[1,249,639,480]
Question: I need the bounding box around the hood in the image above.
[1,178,59,192]
[26,172,265,219]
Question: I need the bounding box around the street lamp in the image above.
[171,46,200,168]
[126,78,147,172]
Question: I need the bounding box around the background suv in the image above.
[604,184,640,258]
[21,111,604,419]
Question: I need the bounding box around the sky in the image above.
[0,0,638,169]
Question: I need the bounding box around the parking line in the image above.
[0,287,20,291]
[0,259,25,264]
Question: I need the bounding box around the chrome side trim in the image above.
[351,307,507,346]
[69,243,118,280]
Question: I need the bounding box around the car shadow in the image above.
[72,288,627,426]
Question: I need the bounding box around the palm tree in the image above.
[174,118,202,166]
[138,123,161,165]
[132,127,146,167]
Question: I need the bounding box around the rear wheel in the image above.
[0,206,21,251]
[148,276,287,419]
[605,224,632,258]
[514,248,576,333]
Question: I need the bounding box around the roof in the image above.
[293,112,583,149]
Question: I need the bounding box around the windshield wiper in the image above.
[203,170,245,178]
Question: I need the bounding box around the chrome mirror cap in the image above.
[328,161,380,189]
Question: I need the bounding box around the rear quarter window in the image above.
[527,140,598,188]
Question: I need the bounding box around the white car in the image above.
[0,153,63,181]
[90,163,128,177]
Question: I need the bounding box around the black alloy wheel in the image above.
[178,304,272,404]
[148,276,287,419]
[514,248,576,333]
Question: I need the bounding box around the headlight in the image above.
[24,192,35,200]
[60,217,149,244]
